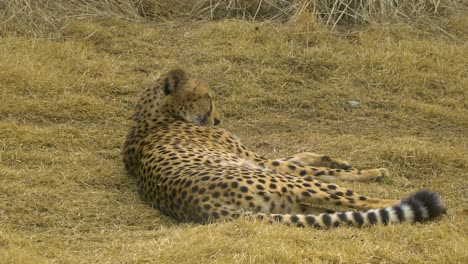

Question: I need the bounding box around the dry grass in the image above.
[0,0,465,37]
[1,1,468,263]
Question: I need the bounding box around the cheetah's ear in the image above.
[163,69,186,95]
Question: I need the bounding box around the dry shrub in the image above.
[0,0,141,37]
[190,0,461,26]
[147,0,463,27]
[190,0,306,21]
[309,0,458,26]
[0,0,464,37]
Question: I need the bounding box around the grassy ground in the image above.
[1,2,468,263]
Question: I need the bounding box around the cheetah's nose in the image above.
[214,117,221,126]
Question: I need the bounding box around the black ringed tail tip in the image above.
[401,190,447,218]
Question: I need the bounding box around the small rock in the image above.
[348,100,361,109]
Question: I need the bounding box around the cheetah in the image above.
[123,69,446,228]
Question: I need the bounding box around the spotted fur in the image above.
[122,69,446,228]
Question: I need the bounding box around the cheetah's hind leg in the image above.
[277,152,352,170]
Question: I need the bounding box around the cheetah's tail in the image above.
[253,190,446,228]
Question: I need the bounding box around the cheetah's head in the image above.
[153,69,221,126]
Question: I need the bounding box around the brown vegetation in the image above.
[1,0,467,263]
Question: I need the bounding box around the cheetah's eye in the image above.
[198,114,208,124]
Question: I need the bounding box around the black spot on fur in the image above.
[290,215,299,223]
[221,210,229,216]
[201,176,210,181]
[352,212,364,226]
[305,215,315,225]
[367,211,378,224]
[322,214,332,226]
[218,182,228,189]
[337,213,348,223]
[379,209,390,224]
[394,205,405,222]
